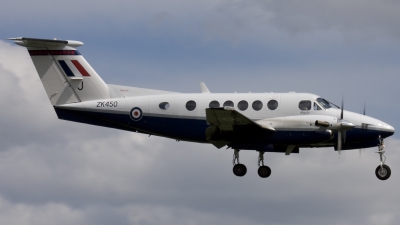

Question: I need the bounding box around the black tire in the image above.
[258,166,271,178]
[375,164,391,180]
[233,164,247,177]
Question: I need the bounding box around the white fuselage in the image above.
[56,92,394,150]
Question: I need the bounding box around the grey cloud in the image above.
[200,0,400,44]
[0,42,114,150]
[1,4,400,222]
[0,197,85,225]
[4,0,400,44]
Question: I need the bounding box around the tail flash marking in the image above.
[71,60,90,76]
[58,60,75,77]
[58,60,91,77]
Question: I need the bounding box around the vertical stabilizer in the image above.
[9,37,110,105]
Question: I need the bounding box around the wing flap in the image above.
[205,107,275,148]
[206,107,264,131]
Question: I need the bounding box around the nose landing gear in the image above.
[375,136,391,180]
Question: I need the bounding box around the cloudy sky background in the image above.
[1,0,400,224]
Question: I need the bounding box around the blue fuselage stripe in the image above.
[54,108,393,150]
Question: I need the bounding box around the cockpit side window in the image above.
[314,102,322,110]
[316,98,339,109]
[299,100,311,110]
[316,98,331,109]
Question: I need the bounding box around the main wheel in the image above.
[258,166,271,178]
[233,164,247,177]
[375,164,391,180]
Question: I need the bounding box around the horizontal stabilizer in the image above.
[8,37,83,48]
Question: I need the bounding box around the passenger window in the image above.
[299,100,311,110]
[238,100,248,111]
[314,102,322,110]
[223,101,234,108]
[186,100,196,111]
[209,100,220,108]
[267,100,278,110]
[159,102,170,110]
[252,100,263,111]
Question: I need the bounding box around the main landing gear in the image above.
[375,136,391,180]
[232,149,247,177]
[258,151,271,178]
[232,149,271,178]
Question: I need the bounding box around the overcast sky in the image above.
[1,0,400,224]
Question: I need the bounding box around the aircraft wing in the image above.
[205,107,275,148]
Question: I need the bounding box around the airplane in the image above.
[8,37,395,180]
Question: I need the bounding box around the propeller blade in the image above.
[363,101,366,115]
[337,131,342,156]
[336,95,355,157]
[340,96,344,119]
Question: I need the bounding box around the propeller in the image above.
[337,96,355,156]
[359,101,366,156]
[363,101,366,115]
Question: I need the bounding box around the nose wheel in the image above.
[375,165,391,180]
[375,136,391,180]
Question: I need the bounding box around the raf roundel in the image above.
[130,107,143,121]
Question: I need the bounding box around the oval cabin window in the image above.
[267,100,278,110]
[238,100,248,111]
[252,100,263,111]
[186,100,196,111]
[209,101,220,108]
[223,101,234,108]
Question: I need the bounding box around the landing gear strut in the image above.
[257,151,271,178]
[375,136,391,180]
[232,149,247,177]
[231,149,272,178]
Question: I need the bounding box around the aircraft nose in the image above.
[380,122,395,138]
[364,114,395,139]
[388,124,395,136]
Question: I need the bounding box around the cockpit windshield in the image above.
[316,98,340,109]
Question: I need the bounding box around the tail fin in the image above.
[9,37,109,105]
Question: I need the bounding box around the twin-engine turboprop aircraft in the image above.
[8,37,395,180]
